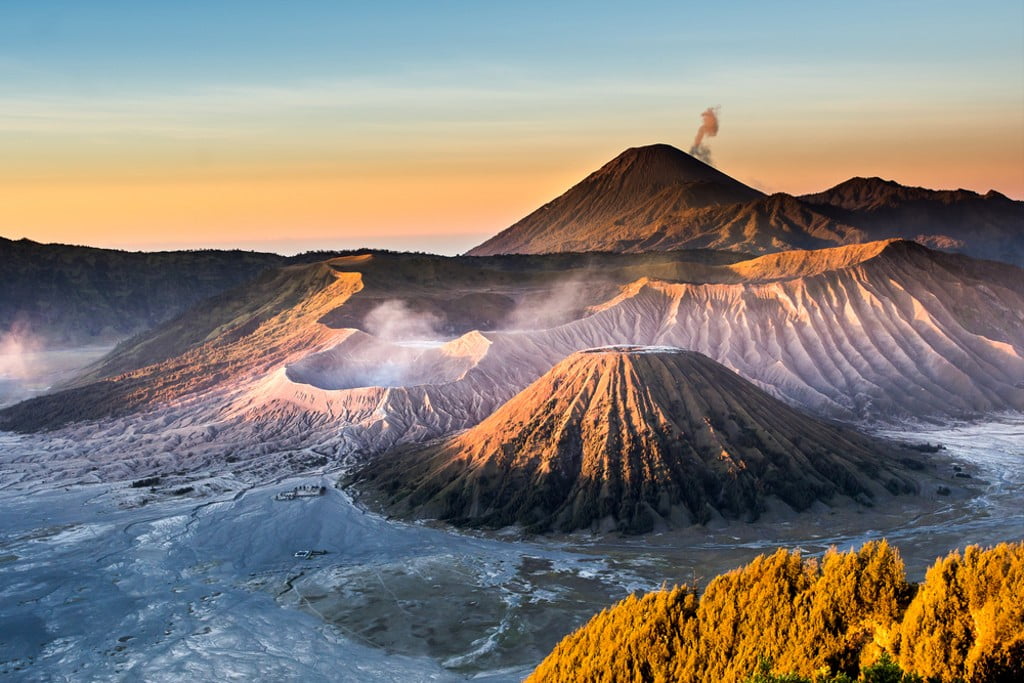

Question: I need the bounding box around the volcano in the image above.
[350,347,919,534]
[467,144,763,256]
[467,145,1024,265]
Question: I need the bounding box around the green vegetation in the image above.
[528,542,1024,683]
[743,654,923,682]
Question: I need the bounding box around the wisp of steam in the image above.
[0,322,42,381]
[689,106,720,165]
[363,300,443,342]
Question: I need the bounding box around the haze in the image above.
[2,0,1022,254]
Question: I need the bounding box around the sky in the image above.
[2,1,1023,255]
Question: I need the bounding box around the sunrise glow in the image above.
[3,1,1022,253]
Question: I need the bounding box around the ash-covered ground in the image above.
[0,416,1021,681]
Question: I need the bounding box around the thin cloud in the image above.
[0,75,690,138]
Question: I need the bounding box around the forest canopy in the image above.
[527,541,1024,683]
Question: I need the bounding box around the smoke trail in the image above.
[689,106,720,165]
[505,274,614,331]
[362,299,443,341]
[692,107,719,147]
[0,321,42,381]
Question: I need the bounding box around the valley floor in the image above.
[0,346,112,410]
[0,416,1021,681]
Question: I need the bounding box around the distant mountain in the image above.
[467,144,763,256]
[468,146,1024,267]
[349,346,918,534]
[3,242,1021,448]
[0,238,290,347]
[801,177,1024,266]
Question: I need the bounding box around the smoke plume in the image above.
[505,275,612,331]
[363,300,443,341]
[689,106,720,165]
[0,321,42,381]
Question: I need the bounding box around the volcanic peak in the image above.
[466,144,761,256]
[350,347,918,534]
[587,143,758,189]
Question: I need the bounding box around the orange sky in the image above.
[2,3,1022,254]
[6,119,1021,255]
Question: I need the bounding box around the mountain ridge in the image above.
[0,237,292,347]
[1,242,1019,490]
[467,145,1024,266]
[800,176,1024,265]
[4,239,1022,436]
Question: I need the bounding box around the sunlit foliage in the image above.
[527,542,1023,683]
[528,585,699,683]
[898,543,1024,682]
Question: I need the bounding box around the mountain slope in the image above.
[0,249,742,432]
[1,242,1019,489]
[467,144,763,256]
[3,242,1020,453]
[801,177,1024,266]
[350,347,918,533]
[467,240,1024,420]
[0,260,364,430]
[589,192,867,254]
[468,149,1022,266]
[0,237,290,346]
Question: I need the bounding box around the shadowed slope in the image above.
[801,177,1024,266]
[467,144,762,256]
[613,193,866,254]
[0,237,288,346]
[350,347,917,534]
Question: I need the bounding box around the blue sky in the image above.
[4,2,1021,87]
[1,1,1022,253]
